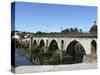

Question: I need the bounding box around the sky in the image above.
[13,2,97,33]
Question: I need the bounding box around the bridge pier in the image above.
[59,50,63,62]
[29,37,32,60]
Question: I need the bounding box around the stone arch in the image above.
[48,39,59,52]
[33,40,37,46]
[39,39,45,47]
[65,40,86,64]
[91,40,97,54]
[61,40,64,50]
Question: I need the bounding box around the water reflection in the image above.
[15,49,33,66]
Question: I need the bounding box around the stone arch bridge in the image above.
[22,35,97,63]
[27,35,97,53]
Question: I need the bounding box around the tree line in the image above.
[13,21,97,36]
[35,21,97,35]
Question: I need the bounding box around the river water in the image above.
[15,49,33,66]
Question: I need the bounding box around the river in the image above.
[15,49,33,67]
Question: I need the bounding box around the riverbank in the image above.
[15,63,97,74]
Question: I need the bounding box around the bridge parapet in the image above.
[31,34,97,38]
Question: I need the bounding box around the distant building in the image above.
[11,32,22,43]
[11,31,32,43]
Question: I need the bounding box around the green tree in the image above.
[79,29,83,33]
[70,28,74,33]
[61,27,83,35]
[75,43,85,56]
[61,28,69,34]
[89,21,97,35]
[36,31,42,35]
[15,39,21,48]
[74,28,79,34]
